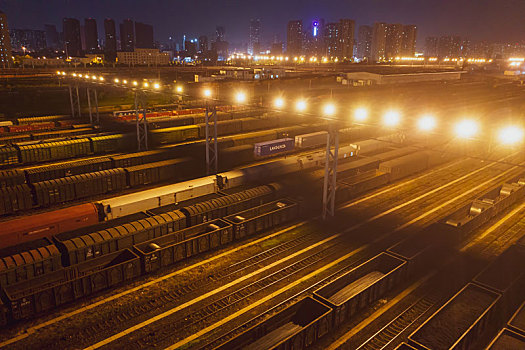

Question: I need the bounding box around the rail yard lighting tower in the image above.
[322,102,339,220]
[204,87,218,175]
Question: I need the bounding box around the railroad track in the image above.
[356,295,440,350]
[61,230,316,345]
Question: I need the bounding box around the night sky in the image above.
[1,0,525,49]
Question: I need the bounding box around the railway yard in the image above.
[0,68,524,350]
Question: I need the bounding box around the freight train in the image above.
[0,136,439,251]
[0,184,292,323]
[214,174,525,350]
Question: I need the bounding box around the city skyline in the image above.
[2,0,525,49]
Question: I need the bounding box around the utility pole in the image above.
[134,90,148,151]
[68,84,81,118]
[86,87,99,126]
[322,123,339,220]
[205,100,218,175]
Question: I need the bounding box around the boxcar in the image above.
[110,149,172,168]
[295,131,328,149]
[17,138,92,163]
[125,158,190,187]
[0,145,20,167]
[149,125,200,145]
[0,169,25,188]
[134,219,233,273]
[0,203,100,249]
[89,134,133,154]
[180,184,277,226]
[314,253,407,327]
[408,283,501,350]
[486,328,525,349]
[224,199,299,239]
[3,249,140,321]
[55,210,186,266]
[379,151,429,182]
[0,239,62,287]
[0,184,33,215]
[216,297,332,350]
[24,156,113,183]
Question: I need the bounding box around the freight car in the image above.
[486,328,525,350]
[408,283,501,350]
[216,297,332,350]
[508,302,525,337]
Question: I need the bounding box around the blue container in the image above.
[254,138,294,157]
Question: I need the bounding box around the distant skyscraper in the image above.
[401,25,417,56]
[63,18,82,57]
[0,11,12,67]
[198,35,208,53]
[339,19,355,59]
[324,22,340,57]
[104,19,117,62]
[461,39,471,57]
[287,20,302,55]
[307,19,325,56]
[84,18,98,53]
[135,22,154,49]
[438,35,461,57]
[248,19,260,55]
[385,23,403,59]
[44,24,59,50]
[271,42,283,55]
[371,22,387,61]
[185,39,197,56]
[425,37,438,57]
[216,26,225,42]
[120,19,134,51]
[10,29,47,52]
[357,25,372,60]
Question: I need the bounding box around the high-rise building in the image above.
[44,24,59,50]
[135,22,154,49]
[286,20,302,55]
[371,22,387,61]
[84,18,98,53]
[385,23,403,59]
[184,39,197,57]
[271,42,283,55]
[438,35,461,57]
[10,29,46,52]
[400,25,417,56]
[339,19,355,59]
[425,37,438,57]
[248,19,260,55]
[305,19,325,56]
[0,10,11,67]
[461,39,471,57]
[324,22,340,57]
[120,19,134,51]
[63,18,82,57]
[104,19,117,62]
[357,25,372,60]
[198,35,208,53]
[216,26,225,42]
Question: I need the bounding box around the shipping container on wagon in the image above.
[215,297,332,350]
[351,139,391,156]
[23,156,113,183]
[0,203,99,249]
[55,210,186,266]
[0,169,25,188]
[314,253,407,327]
[408,283,501,350]
[379,151,429,182]
[486,328,525,350]
[473,246,525,319]
[180,184,277,226]
[134,219,233,273]
[295,131,328,148]
[3,249,140,320]
[224,199,299,239]
[254,138,294,157]
[0,239,62,288]
[508,302,525,336]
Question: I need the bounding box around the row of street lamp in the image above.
[56,71,523,146]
